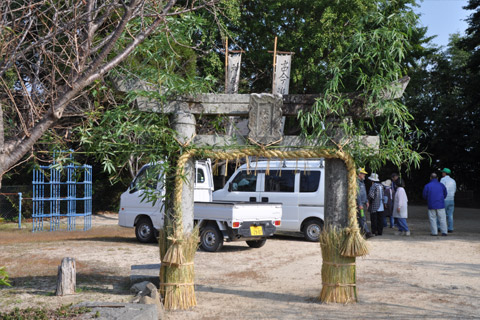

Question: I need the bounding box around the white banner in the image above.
[227,53,242,94]
[273,54,292,95]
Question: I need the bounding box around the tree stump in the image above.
[55,257,76,296]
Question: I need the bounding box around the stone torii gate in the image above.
[116,76,410,309]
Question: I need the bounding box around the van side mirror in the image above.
[228,182,233,192]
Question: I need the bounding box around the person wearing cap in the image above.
[440,168,456,233]
[357,168,373,239]
[382,179,394,228]
[368,173,385,236]
[423,173,448,236]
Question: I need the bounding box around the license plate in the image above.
[250,225,263,236]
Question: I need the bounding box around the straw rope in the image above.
[322,283,356,287]
[161,145,369,309]
[172,147,368,258]
[161,283,195,286]
[323,262,356,267]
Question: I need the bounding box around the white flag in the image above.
[273,54,292,95]
[227,53,242,94]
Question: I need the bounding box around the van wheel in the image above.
[246,239,267,248]
[135,218,155,243]
[200,225,224,252]
[303,219,324,242]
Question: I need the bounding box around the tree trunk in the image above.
[55,257,76,296]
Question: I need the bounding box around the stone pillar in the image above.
[171,111,196,233]
[55,257,76,296]
[324,158,349,229]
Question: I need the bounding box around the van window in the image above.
[300,171,320,192]
[196,169,205,183]
[132,165,159,191]
[231,171,257,192]
[265,170,295,192]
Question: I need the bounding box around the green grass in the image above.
[0,304,91,320]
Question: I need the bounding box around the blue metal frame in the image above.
[32,152,92,232]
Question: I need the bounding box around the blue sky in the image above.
[415,0,474,47]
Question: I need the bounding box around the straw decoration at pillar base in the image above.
[319,227,357,303]
[159,226,199,311]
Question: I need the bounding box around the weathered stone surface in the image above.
[171,111,195,234]
[130,281,151,294]
[117,76,409,118]
[194,134,380,150]
[139,295,164,320]
[55,257,76,296]
[134,282,164,319]
[248,93,283,145]
[76,302,158,320]
[324,159,349,229]
[145,283,159,300]
[171,111,196,145]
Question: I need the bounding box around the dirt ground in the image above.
[0,206,479,319]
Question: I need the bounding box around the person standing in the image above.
[393,178,409,236]
[368,173,385,236]
[440,168,456,233]
[382,179,394,228]
[357,168,373,238]
[423,173,448,236]
[390,173,400,228]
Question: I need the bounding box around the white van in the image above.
[119,160,282,252]
[213,160,325,241]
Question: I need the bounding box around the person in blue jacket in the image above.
[422,173,448,236]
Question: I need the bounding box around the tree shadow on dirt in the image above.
[195,284,313,303]
[63,236,147,244]
[0,274,131,296]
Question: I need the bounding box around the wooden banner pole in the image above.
[225,38,229,93]
[272,36,278,93]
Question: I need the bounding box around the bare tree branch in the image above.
[0,0,220,186]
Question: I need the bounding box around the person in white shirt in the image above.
[393,178,409,236]
[440,168,457,233]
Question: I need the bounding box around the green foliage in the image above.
[76,102,177,182]
[405,32,480,192]
[297,1,424,171]
[460,0,480,73]
[224,0,429,94]
[0,304,91,320]
[0,266,11,287]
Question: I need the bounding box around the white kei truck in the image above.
[213,159,325,242]
[118,160,282,252]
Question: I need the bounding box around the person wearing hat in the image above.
[382,179,395,228]
[357,168,373,239]
[440,168,456,233]
[368,173,385,236]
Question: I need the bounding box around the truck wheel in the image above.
[303,219,324,242]
[200,225,224,252]
[246,239,267,248]
[135,218,156,243]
